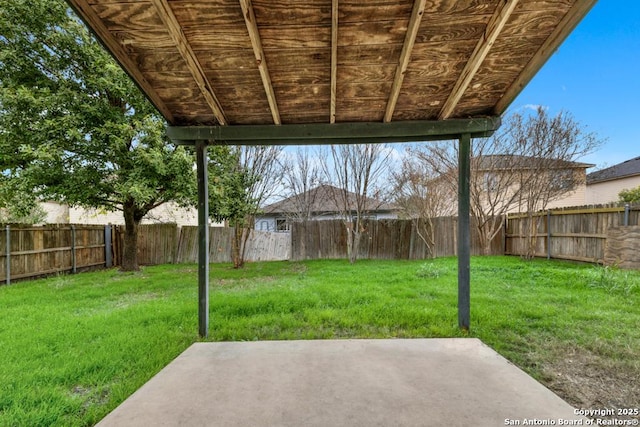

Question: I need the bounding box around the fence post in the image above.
[624,203,630,226]
[503,216,508,256]
[547,210,552,260]
[5,225,10,285]
[71,225,77,274]
[105,225,113,268]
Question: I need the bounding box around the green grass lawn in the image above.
[1,256,639,426]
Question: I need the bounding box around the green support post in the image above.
[5,225,10,285]
[458,133,471,331]
[196,140,210,338]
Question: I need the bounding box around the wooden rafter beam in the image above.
[384,0,427,123]
[494,0,598,114]
[438,0,520,120]
[240,0,281,125]
[150,0,228,125]
[330,0,339,124]
[66,0,175,123]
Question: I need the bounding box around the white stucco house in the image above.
[40,201,208,226]
[256,185,398,233]
[586,156,640,204]
[431,155,595,216]
[477,155,594,212]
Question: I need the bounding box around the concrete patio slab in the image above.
[97,338,587,427]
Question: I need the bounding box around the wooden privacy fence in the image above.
[0,223,290,283]
[506,205,640,266]
[176,227,291,263]
[9,205,640,283]
[100,224,291,265]
[1,224,113,284]
[114,223,179,266]
[290,217,504,261]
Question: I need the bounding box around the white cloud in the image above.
[521,104,549,112]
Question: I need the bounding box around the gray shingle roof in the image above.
[587,156,640,184]
[262,185,395,215]
[473,155,594,171]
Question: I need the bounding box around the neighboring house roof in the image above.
[262,185,395,215]
[472,155,594,171]
[587,156,640,184]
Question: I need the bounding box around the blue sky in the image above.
[510,1,640,170]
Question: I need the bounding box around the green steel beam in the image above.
[167,117,501,145]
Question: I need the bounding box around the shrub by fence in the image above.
[506,205,640,266]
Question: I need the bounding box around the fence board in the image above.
[175,226,198,264]
[244,230,291,261]
[1,224,108,283]
[176,227,290,264]
[506,205,640,264]
[291,217,503,261]
[114,224,179,266]
[137,224,178,265]
[210,227,233,263]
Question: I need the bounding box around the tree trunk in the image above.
[482,239,491,256]
[345,222,356,264]
[121,202,140,271]
[230,216,253,269]
[350,230,360,264]
[231,226,243,269]
[414,218,436,259]
[299,220,307,260]
[481,226,491,256]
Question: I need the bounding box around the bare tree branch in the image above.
[407,108,603,256]
[320,144,393,263]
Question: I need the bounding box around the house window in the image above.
[551,170,574,190]
[484,173,499,191]
[256,219,271,231]
[276,218,290,232]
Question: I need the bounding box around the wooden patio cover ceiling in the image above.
[67,0,596,129]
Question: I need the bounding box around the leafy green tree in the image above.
[208,146,257,268]
[0,175,47,224]
[0,0,196,271]
[207,145,282,268]
[619,186,640,204]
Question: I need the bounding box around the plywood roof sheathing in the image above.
[438,0,520,120]
[150,0,227,125]
[239,0,281,125]
[384,0,427,123]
